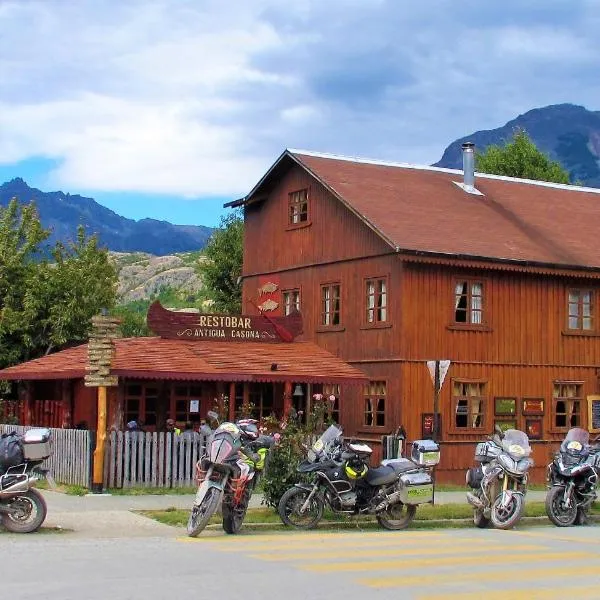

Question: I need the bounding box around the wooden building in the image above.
[230,146,600,483]
[0,302,366,432]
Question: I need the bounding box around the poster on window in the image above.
[189,400,200,413]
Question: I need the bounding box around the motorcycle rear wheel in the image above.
[187,487,221,537]
[1,488,47,533]
[278,487,324,529]
[222,488,251,535]
[490,493,524,530]
[376,502,417,530]
[545,485,577,527]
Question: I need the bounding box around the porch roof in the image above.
[0,337,367,385]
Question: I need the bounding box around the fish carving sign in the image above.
[147,301,303,343]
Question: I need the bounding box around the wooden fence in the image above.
[104,431,209,489]
[0,424,92,487]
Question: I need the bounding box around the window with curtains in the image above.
[288,189,309,225]
[568,289,594,331]
[283,289,301,316]
[365,277,388,324]
[552,382,582,429]
[453,381,486,429]
[454,280,484,325]
[364,381,386,427]
[320,283,341,326]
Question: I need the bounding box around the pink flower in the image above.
[328,395,336,404]
[312,393,323,401]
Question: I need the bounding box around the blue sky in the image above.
[1,0,599,227]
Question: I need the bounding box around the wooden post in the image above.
[283,380,292,419]
[228,382,236,422]
[92,386,107,493]
[433,360,440,442]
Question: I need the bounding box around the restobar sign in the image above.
[146,301,303,343]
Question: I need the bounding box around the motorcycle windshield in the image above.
[561,428,589,454]
[501,429,532,458]
[307,425,343,462]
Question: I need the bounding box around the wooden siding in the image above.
[243,164,391,277]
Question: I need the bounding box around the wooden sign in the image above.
[147,301,303,343]
[85,313,120,387]
[587,395,600,433]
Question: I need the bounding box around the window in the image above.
[453,381,486,429]
[283,289,301,316]
[366,277,387,324]
[321,283,341,326]
[364,381,386,427]
[454,280,484,324]
[248,384,274,420]
[568,289,594,331]
[288,189,308,225]
[322,384,341,423]
[553,383,582,429]
[171,384,203,423]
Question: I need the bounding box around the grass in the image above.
[107,486,196,496]
[143,499,600,530]
[35,480,87,496]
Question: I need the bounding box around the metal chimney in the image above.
[462,142,475,188]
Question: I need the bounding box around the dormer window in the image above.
[288,189,309,226]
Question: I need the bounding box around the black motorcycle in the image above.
[546,427,600,527]
[278,425,440,531]
[0,428,53,533]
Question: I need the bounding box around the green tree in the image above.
[198,210,243,314]
[0,199,118,368]
[476,129,571,184]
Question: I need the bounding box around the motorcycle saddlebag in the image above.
[466,466,484,489]
[22,428,52,461]
[398,471,434,504]
[0,432,25,472]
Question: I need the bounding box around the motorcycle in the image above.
[0,428,53,533]
[466,426,533,530]
[278,425,440,530]
[187,413,276,537]
[545,427,600,527]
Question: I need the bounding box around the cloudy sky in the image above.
[1,0,599,226]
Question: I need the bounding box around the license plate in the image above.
[406,485,433,498]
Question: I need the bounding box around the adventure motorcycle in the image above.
[187,414,275,537]
[278,425,440,530]
[0,428,53,533]
[545,427,600,527]
[466,426,533,530]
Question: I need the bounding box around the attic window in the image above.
[288,189,309,225]
[454,280,484,324]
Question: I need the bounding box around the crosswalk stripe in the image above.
[510,529,600,546]
[359,563,600,588]
[303,551,589,573]
[417,584,600,600]
[251,543,545,561]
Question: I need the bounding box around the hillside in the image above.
[435,103,600,187]
[0,178,214,254]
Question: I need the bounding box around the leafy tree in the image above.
[476,129,571,184]
[0,199,118,368]
[198,210,243,314]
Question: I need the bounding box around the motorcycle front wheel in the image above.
[222,488,251,535]
[545,485,578,527]
[1,488,47,533]
[490,493,524,530]
[278,487,324,529]
[376,502,417,530]
[187,486,221,537]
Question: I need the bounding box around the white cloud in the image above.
[0,0,599,197]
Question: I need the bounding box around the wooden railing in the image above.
[104,431,209,489]
[0,424,93,488]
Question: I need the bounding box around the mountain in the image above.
[435,103,600,187]
[0,178,214,254]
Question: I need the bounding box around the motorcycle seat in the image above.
[381,458,419,473]
[366,465,399,486]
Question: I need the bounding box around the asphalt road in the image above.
[3,523,600,599]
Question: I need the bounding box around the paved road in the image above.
[3,517,600,599]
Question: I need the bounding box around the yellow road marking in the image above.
[303,551,589,573]
[509,529,600,546]
[252,543,545,561]
[359,563,600,588]
[418,584,600,600]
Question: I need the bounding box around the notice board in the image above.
[587,395,600,433]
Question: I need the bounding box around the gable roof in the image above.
[0,337,367,385]
[232,149,600,271]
